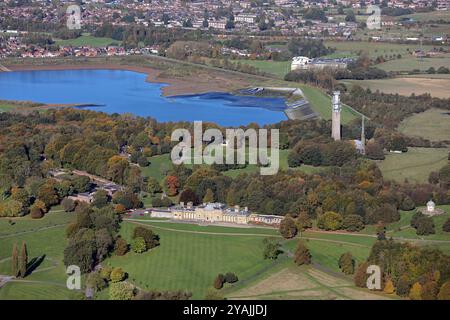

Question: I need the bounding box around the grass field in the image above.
[378,54,450,72]
[55,34,121,48]
[361,206,450,243]
[226,264,392,300]
[399,108,450,141]
[105,221,281,299]
[387,205,450,242]
[402,10,450,22]
[140,149,327,183]
[1,206,448,300]
[0,104,15,112]
[342,77,450,98]
[377,147,449,183]
[299,85,359,123]
[0,210,77,300]
[324,40,428,59]
[231,59,291,79]
[106,218,383,299]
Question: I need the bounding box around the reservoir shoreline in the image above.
[0,68,288,126]
[2,61,250,97]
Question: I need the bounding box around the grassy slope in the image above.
[232,59,291,79]
[140,149,326,182]
[388,205,450,242]
[299,85,359,123]
[0,205,448,299]
[341,77,450,99]
[398,108,450,141]
[106,219,380,299]
[0,210,76,300]
[377,147,449,183]
[55,34,121,48]
[378,55,450,72]
[106,221,277,299]
[0,104,15,113]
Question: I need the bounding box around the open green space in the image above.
[0,208,69,238]
[401,10,450,22]
[399,108,450,141]
[1,205,448,300]
[299,85,359,123]
[0,210,76,300]
[232,59,291,79]
[0,104,15,113]
[342,77,450,99]
[387,205,450,242]
[105,221,280,299]
[361,206,450,243]
[325,40,427,59]
[378,54,450,72]
[55,33,121,48]
[140,149,327,183]
[377,147,449,183]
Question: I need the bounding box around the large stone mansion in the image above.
[151,202,283,226]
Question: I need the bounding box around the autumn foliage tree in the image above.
[317,211,343,231]
[409,282,423,300]
[165,175,180,196]
[384,278,395,294]
[279,216,298,239]
[214,274,225,290]
[354,262,369,288]
[294,241,311,266]
[338,252,355,275]
[438,280,450,300]
[114,237,128,256]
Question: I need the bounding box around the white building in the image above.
[150,202,283,226]
[291,56,312,71]
[235,14,257,24]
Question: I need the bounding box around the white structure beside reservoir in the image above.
[151,202,283,226]
[291,56,351,71]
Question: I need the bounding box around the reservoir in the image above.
[0,69,287,126]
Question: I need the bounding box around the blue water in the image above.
[0,69,287,126]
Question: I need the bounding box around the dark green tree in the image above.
[19,241,28,278]
[11,243,19,277]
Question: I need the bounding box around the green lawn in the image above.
[0,104,15,113]
[399,108,450,141]
[232,59,291,79]
[0,282,79,300]
[387,205,450,242]
[378,54,450,72]
[55,34,121,47]
[105,219,382,299]
[401,11,450,22]
[325,40,433,59]
[342,77,450,99]
[377,147,449,183]
[299,85,359,124]
[140,154,173,182]
[0,208,69,239]
[105,221,279,299]
[141,149,326,182]
[0,210,76,300]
